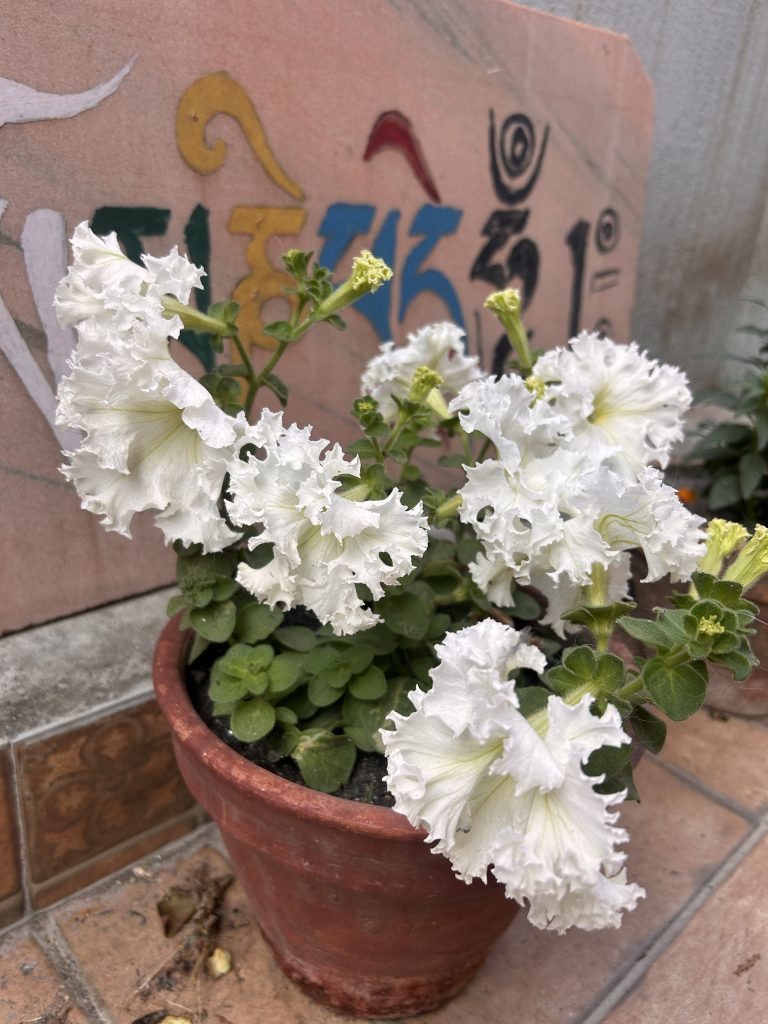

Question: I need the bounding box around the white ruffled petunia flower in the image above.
[449,374,572,468]
[383,621,644,933]
[227,411,429,634]
[459,448,613,588]
[589,466,706,582]
[361,322,483,421]
[56,321,251,552]
[536,333,692,478]
[55,221,204,336]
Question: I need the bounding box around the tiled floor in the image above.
[2,710,767,1024]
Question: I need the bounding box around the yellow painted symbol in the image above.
[176,73,308,349]
[228,206,307,350]
[176,72,304,199]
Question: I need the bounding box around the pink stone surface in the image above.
[0,0,653,632]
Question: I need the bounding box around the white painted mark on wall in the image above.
[0,57,137,448]
[0,56,137,129]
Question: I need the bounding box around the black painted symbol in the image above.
[595,207,620,253]
[489,110,549,207]
[594,317,613,337]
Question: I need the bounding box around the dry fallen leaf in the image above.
[157,888,198,938]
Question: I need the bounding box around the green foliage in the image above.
[628,706,667,755]
[687,311,768,525]
[291,730,357,793]
[617,572,758,720]
[545,647,628,702]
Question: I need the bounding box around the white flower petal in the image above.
[362,321,483,420]
[537,333,691,477]
[56,317,247,551]
[384,622,642,933]
[227,411,428,633]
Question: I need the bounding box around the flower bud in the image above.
[408,365,444,403]
[484,288,532,372]
[723,525,768,590]
[314,250,393,319]
[698,518,749,577]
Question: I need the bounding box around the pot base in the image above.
[265,928,488,1019]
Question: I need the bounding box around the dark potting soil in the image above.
[185,640,395,808]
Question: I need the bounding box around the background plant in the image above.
[687,300,768,525]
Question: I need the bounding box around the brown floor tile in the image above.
[659,710,768,814]
[55,844,356,1024]
[0,746,22,927]
[0,929,88,1024]
[32,809,202,909]
[603,833,768,1024]
[416,759,751,1024]
[18,700,196,890]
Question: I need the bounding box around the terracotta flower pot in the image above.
[153,617,519,1018]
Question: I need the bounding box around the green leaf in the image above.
[243,542,275,569]
[211,579,238,602]
[236,602,284,643]
[346,438,378,458]
[739,452,765,499]
[427,613,452,641]
[308,675,343,707]
[594,761,639,802]
[545,647,626,699]
[708,472,740,511]
[517,686,550,718]
[208,662,248,704]
[510,590,543,620]
[187,633,209,665]
[344,676,414,753]
[754,409,768,448]
[324,313,347,331]
[292,729,356,793]
[376,592,430,640]
[351,623,399,655]
[628,706,667,754]
[189,601,236,643]
[456,536,483,564]
[264,372,288,407]
[211,700,237,717]
[273,626,317,651]
[710,648,756,680]
[348,665,387,701]
[275,706,299,725]
[563,602,636,638]
[268,652,306,694]
[272,724,301,756]
[261,320,295,342]
[307,645,352,676]
[281,689,318,721]
[244,670,270,696]
[230,698,277,742]
[166,594,188,617]
[583,741,632,779]
[644,657,707,721]
[618,615,672,650]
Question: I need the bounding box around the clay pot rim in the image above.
[153,614,428,842]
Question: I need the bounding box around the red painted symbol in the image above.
[364,111,441,204]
